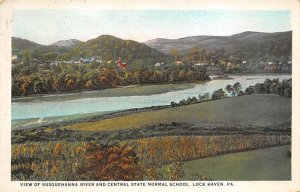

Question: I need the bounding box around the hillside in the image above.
[144,31,292,60]
[63,94,291,131]
[12,37,74,60]
[11,37,44,54]
[63,35,172,63]
[12,35,172,65]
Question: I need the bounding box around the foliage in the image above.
[212,88,226,100]
[11,141,86,180]
[245,78,292,98]
[12,134,290,181]
[12,63,209,96]
[167,161,184,181]
[77,142,143,180]
[11,141,144,181]
[133,134,291,166]
[169,48,181,63]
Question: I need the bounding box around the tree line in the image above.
[12,62,209,96]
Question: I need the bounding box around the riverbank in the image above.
[12,93,291,132]
[12,73,291,103]
[12,74,291,121]
[12,83,196,103]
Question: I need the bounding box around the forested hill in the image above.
[12,37,44,54]
[12,35,172,65]
[62,35,172,64]
[145,31,292,61]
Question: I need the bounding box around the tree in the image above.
[153,71,162,82]
[233,82,242,92]
[22,49,32,65]
[133,71,142,84]
[187,70,196,81]
[131,59,145,71]
[77,142,144,180]
[66,79,76,90]
[85,80,94,90]
[184,47,208,64]
[177,70,186,81]
[169,48,180,64]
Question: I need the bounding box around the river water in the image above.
[11,74,291,120]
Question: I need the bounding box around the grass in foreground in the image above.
[162,145,291,181]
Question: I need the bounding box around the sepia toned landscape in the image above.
[11,10,292,181]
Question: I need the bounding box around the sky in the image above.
[12,10,291,45]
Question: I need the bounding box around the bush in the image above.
[244,86,254,95]
[253,83,268,94]
[212,88,226,100]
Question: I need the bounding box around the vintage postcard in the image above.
[0,0,299,191]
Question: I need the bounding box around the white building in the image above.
[12,55,18,60]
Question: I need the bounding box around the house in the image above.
[50,62,59,66]
[12,55,18,60]
[226,62,237,69]
[63,60,73,64]
[176,61,183,65]
[194,63,206,66]
[93,56,103,63]
[155,63,162,67]
[79,57,94,63]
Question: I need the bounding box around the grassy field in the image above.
[63,94,291,131]
[12,83,195,103]
[162,145,291,180]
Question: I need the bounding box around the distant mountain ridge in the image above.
[51,39,82,47]
[144,31,292,54]
[12,31,292,63]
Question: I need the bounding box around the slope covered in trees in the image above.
[145,31,292,62]
[62,35,172,64]
[12,37,44,54]
[12,35,172,65]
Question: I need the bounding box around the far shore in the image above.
[12,83,196,103]
[11,73,291,103]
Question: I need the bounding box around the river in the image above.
[12,74,291,120]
